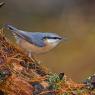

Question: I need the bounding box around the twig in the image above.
[0,2,5,8]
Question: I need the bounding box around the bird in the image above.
[5,24,63,57]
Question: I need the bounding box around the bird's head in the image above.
[42,33,63,47]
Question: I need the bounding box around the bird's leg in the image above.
[26,51,32,70]
[27,51,41,64]
[28,51,32,58]
[27,51,37,63]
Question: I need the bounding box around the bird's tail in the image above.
[4,24,28,40]
[4,24,18,32]
[4,24,25,36]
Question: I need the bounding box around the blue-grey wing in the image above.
[26,33,46,47]
[18,32,45,47]
[5,24,45,47]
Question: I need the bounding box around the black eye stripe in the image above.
[43,37,62,40]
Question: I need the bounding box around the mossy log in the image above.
[0,29,95,95]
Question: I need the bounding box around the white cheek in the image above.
[46,39,60,46]
[46,39,57,43]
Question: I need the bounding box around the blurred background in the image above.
[0,0,95,82]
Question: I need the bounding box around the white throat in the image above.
[46,39,61,47]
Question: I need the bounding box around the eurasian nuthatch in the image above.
[5,24,63,57]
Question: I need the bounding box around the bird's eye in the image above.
[53,37,59,39]
[43,36,62,40]
[53,37,62,40]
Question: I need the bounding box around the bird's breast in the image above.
[17,38,55,54]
